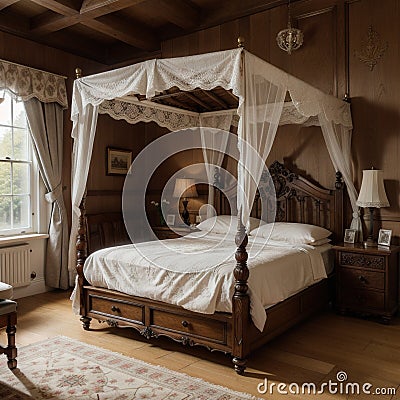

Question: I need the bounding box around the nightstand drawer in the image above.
[339,252,385,270]
[340,268,384,290]
[341,288,385,310]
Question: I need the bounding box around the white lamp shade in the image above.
[173,178,198,198]
[356,169,389,208]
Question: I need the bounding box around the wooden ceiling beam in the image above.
[183,92,212,111]
[201,90,229,109]
[31,11,81,34]
[82,14,159,51]
[28,0,80,16]
[154,96,190,111]
[30,0,148,34]
[156,0,200,30]
[0,0,21,12]
[225,90,239,102]
[80,0,147,17]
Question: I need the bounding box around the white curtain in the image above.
[24,98,69,289]
[67,102,99,284]
[318,114,362,238]
[199,114,233,219]
[237,53,287,230]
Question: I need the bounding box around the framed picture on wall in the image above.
[106,147,132,175]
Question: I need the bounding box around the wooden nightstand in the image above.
[334,243,400,323]
[152,226,194,240]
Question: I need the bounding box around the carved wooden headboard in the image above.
[215,160,344,241]
[85,212,130,255]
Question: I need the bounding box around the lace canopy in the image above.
[68,48,359,274]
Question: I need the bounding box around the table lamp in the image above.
[173,178,198,225]
[356,169,389,246]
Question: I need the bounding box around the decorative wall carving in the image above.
[354,25,388,71]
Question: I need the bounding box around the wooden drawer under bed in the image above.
[84,287,232,351]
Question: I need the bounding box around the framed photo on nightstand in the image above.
[344,229,356,244]
[378,229,392,246]
[166,214,175,226]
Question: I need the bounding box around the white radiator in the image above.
[0,244,31,287]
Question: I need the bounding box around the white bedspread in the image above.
[71,233,330,331]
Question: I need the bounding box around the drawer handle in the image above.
[181,320,189,328]
[111,305,120,313]
[358,275,367,284]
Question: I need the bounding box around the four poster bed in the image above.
[69,45,358,374]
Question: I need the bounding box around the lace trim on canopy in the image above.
[0,59,68,109]
[99,99,199,131]
[287,75,352,128]
[99,99,241,132]
[99,98,325,131]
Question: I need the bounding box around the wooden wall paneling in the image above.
[290,5,337,94]
[219,19,240,51]
[86,116,151,214]
[248,11,270,60]
[266,125,335,189]
[348,0,400,239]
[267,1,340,189]
[198,25,221,54]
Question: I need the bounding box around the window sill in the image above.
[0,233,49,247]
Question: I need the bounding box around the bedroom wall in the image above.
[0,30,112,224]
[2,0,398,244]
[161,0,400,243]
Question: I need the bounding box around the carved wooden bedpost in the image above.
[232,211,250,375]
[74,65,91,329]
[76,193,91,330]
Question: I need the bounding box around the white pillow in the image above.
[309,238,331,246]
[250,222,332,244]
[196,215,265,235]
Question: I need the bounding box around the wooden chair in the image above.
[0,282,17,369]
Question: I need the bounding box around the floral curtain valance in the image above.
[0,59,68,109]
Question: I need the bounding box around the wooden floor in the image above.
[2,290,400,399]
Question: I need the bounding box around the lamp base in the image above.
[364,237,377,247]
[182,199,190,226]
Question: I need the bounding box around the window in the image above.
[0,93,35,235]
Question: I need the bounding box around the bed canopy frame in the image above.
[70,41,357,374]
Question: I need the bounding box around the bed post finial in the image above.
[237,36,245,48]
[343,93,351,103]
[75,67,82,79]
[232,209,250,375]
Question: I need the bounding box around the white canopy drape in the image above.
[68,48,359,279]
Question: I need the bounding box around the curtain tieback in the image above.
[45,184,63,203]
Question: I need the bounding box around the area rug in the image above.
[0,336,259,399]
